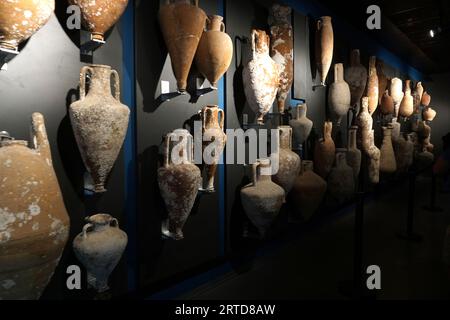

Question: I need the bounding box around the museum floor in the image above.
[180,174,450,300]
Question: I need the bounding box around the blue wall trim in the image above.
[218,0,226,258]
[122,0,138,292]
[282,0,424,80]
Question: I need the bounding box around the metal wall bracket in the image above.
[80,30,105,56]
[0,47,19,71]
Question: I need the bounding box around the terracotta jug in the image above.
[243,29,279,124]
[421,91,431,107]
[376,60,388,103]
[269,4,293,113]
[366,56,379,115]
[413,82,423,114]
[159,0,207,92]
[328,63,351,124]
[423,107,437,122]
[417,120,431,140]
[328,151,355,205]
[390,118,401,141]
[415,82,424,101]
[195,15,233,89]
[390,78,404,117]
[69,0,128,42]
[290,161,327,220]
[399,80,414,118]
[345,49,367,108]
[70,65,130,193]
[158,129,202,240]
[0,0,54,51]
[315,16,334,85]
[355,97,373,153]
[273,126,301,194]
[380,90,394,115]
[415,147,434,170]
[405,134,415,169]
[0,113,70,300]
[380,125,397,173]
[314,121,336,179]
[199,105,226,192]
[241,159,285,238]
[346,126,361,182]
[73,214,127,293]
[289,103,313,149]
[367,130,381,184]
[394,133,414,173]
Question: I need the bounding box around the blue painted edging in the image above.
[282,0,424,80]
[122,0,138,292]
[217,0,226,258]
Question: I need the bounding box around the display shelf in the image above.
[0,47,19,71]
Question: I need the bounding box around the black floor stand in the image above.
[423,174,443,212]
[339,157,376,299]
[396,170,423,242]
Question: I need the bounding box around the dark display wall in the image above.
[0,7,128,298]
[0,0,444,300]
[134,0,223,293]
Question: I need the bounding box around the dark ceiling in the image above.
[317,0,450,74]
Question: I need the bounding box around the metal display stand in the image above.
[80,30,106,56]
[0,47,19,71]
[339,155,376,299]
[396,169,423,242]
[423,174,443,212]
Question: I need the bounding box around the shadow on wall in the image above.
[137,145,166,271]
[57,88,85,200]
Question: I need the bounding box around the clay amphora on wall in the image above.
[290,161,327,221]
[158,129,202,240]
[73,214,127,293]
[159,0,207,92]
[0,113,70,300]
[269,4,293,113]
[69,0,128,42]
[366,56,379,115]
[241,159,285,238]
[329,63,351,125]
[195,15,233,89]
[376,59,388,104]
[314,121,335,179]
[390,78,404,117]
[345,49,367,108]
[289,103,313,149]
[0,0,54,51]
[315,16,334,85]
[380,124,397,173]
[399,80,414,118]
[243,29,279,124]
[328,150,355,205]
[70,65,130,193]
[199,105,226,192]
[273,126,301,194]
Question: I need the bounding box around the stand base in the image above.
[312,83,326,90]
[338,280,378,300]
[0,47,19,71]
[396,232,423,242]
[80,31,105,55]
[198,187,215,194]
